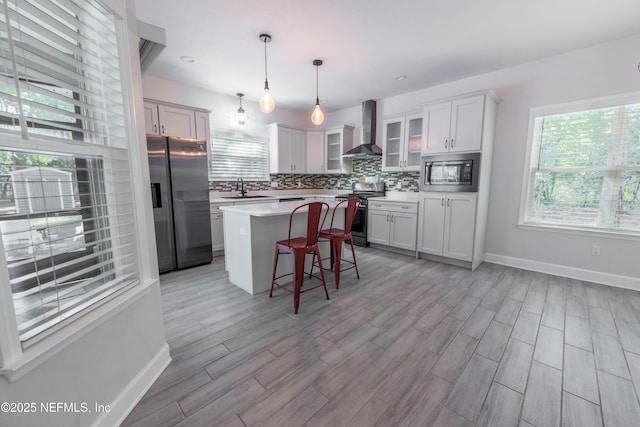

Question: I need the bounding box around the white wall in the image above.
[142,74,310,137]
[142,33,640,288]
[0,286,169,427]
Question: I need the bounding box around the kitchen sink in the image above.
[220,195,271,199]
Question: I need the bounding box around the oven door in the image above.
[350,204,368,247]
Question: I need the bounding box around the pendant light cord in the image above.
[264,40,269,83]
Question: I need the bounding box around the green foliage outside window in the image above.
[528,103,640,231]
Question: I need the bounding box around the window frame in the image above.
[209,132,270,182]
[0,0,156,378]
[518,91,640,240]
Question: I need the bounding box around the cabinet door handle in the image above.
[161,125,165,135]
[451,138,454,148]
[386,214,390,222]
[445,139,448,148]
[390,215,394,222]
[441,197,445,206]
[447,198,450,207]
[154,124,158,133]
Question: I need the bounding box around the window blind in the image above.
[0,0,139,344]
[210,132,269,181]
[524,100,640,232]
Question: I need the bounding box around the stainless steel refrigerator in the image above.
[147,135,212,273]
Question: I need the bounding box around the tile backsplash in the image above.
[209,157,420,192]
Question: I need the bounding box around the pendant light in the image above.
[258,33,275,113]
[311,59,324,126]
[234,93,248,126]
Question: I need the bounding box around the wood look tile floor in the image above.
[121,247,640,427]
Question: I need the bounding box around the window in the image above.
[209,132,269,181]
[521,94,640,234]
[0,0,139,345]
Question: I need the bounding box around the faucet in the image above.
[235,177,246,197]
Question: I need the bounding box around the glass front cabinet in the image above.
[382,113,423,172]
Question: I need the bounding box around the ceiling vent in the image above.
[137,20,166,74]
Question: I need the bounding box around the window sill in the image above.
[0,278,159,383]
[517,222,640,241]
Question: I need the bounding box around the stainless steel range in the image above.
[335,182,385,247]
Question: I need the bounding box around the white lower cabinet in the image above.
[210,203,231,253]
[367,201,417,251]
[211,212,224,252]
[418,193,477,261]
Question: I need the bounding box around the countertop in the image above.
[219,199,344,217]
[210,193,338,204]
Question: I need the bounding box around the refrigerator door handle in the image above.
[151,183,162,208]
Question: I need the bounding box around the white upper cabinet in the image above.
[382,113,423,172]
[268,124,307,174]
[144,101,160,134]
[144,100,210,142]
[157,104,196,138]
[325,125,354,174]
[306,130,325,173]
[382,117,404,172]
[195,111,210,140]
[423,95,484,154]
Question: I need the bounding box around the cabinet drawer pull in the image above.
[401,206,409,209]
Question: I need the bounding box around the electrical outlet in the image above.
[270,181,278,188]
[591,245,601,256]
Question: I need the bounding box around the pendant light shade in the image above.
[235,93,248,126]
[311,59,324,126]
[259,34,275,113]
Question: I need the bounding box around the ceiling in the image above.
[134,0,640,113]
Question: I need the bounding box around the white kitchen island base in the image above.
[221,201,345,295]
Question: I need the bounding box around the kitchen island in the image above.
[220,200,345,295]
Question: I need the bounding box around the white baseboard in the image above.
[484,253,640,291]
[91,343,171,427]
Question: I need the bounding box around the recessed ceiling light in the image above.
[180,56,196,63]
[394,74,407,81]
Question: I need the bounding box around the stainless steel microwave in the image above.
[420,152,480,192]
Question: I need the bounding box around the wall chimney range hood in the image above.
[342,99,382,157]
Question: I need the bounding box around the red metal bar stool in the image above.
[270,202,330,314]
[311,197,360,289]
